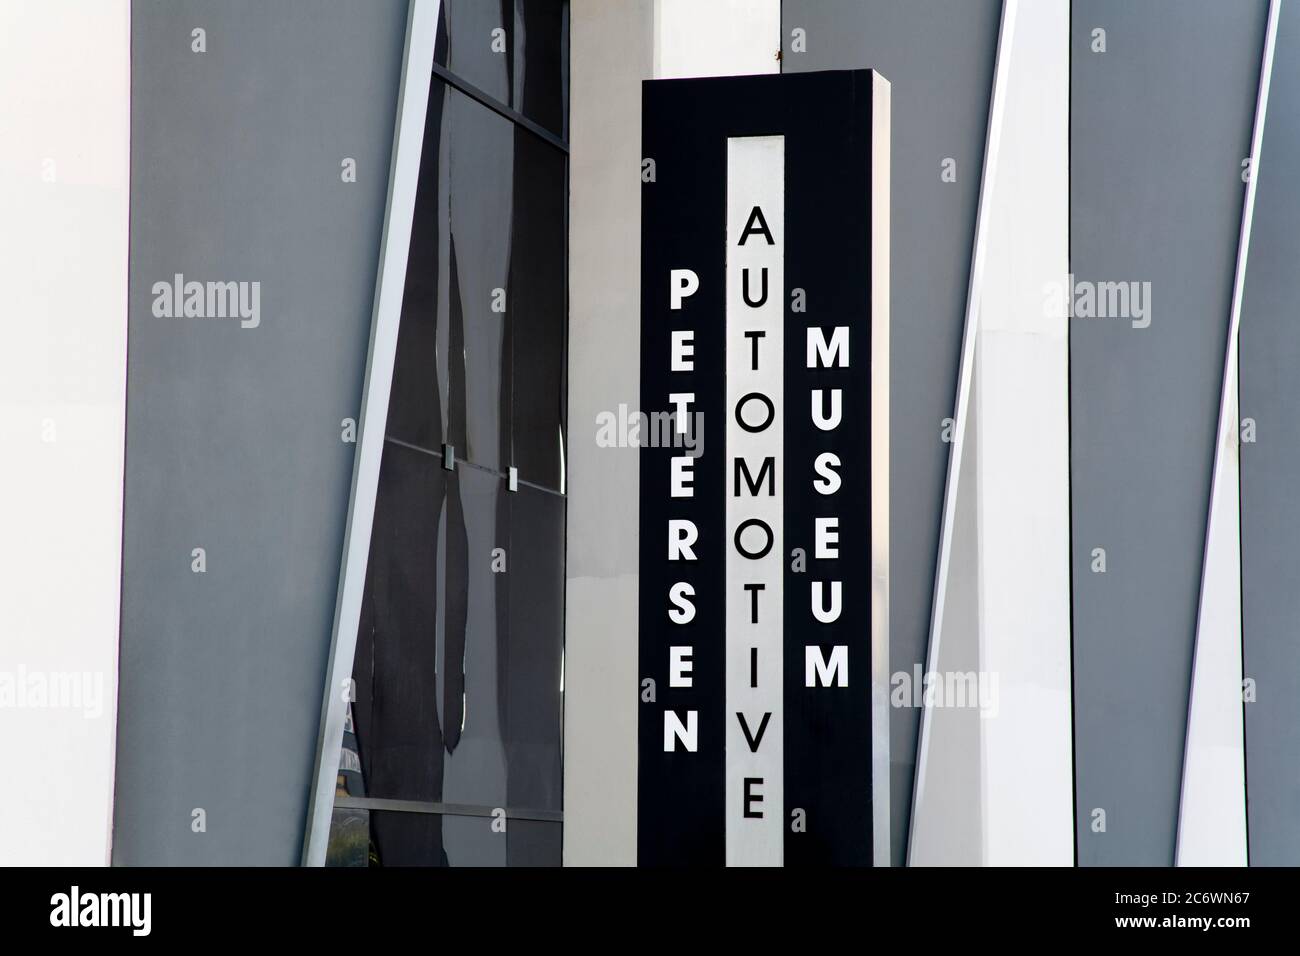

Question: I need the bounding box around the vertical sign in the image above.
[639,71,889,866]
[726,136,785,865]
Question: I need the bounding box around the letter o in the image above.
[735,392,775,433]
[734,518,774,560]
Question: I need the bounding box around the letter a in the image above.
[739,206,774,246]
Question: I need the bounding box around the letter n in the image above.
[663,710,698,751]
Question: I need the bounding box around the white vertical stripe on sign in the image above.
[725,135,785,866]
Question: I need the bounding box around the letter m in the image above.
[101,894,129,926]
[734,456,775,496]
[207,280,239,318]
[807,327,849,368]
[805,645,848,687]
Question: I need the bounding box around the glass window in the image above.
[438,0,512,104]
[387,86,518,475]
[505,484,565,812]
[326,809,560,867]
[512,0,569,137]
[387,77,449,452]
[508,125,567,491]
[447,90,514,473]
[335,3,567,867]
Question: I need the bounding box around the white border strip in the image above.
[870,71,893,868]
[302,0,441,866]
[907,0,1017,866]
[1175,0,1280,868]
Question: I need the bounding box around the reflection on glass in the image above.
[330,9,567,867]
[513,0,569,136]
[509,125,566,490]
[354,445,553,810]
[506,485,565,812]
[325,807,373,867]
[326,811,560,867]
[440,0,511,104]
[388,78,450,452]
[448,91,514,472]
[389,88,521,474]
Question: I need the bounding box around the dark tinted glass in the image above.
[326,810,560,866]
[439,0,512,103]
[447,89,514,472]
[352,445,510,808]
[335,4,565,866]
[505,483,565,812]
[388,83,518,472]
[350,447,563,812]
[512,0,569,136]
[509,125,567,491]
[351,442,449,804]
[387,77,449,451]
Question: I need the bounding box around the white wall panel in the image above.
[655,0,779,80]
[0,0,130,865]
[1177,0,1279,868]
[911,0,1073,865]
[975,0,1073,866]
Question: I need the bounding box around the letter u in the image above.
[812,389,842,430]
[742,267,768,308]
[811,580,842,623]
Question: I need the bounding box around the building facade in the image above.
[1,0,1296,867]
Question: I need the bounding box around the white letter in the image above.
[667,392,694,433]
[668,519,698,560]
[668,582,696,623]
[807,326,849,367]
[133,894,152,937]
[806,645,848,687]
[664,710,698,751]
[813,452,841,495]
[814,518,839,558]
[811,580,842,623]
[671,329,695,371]
[670,455,694,498]
[670,269,699,310]
[669,646,693,688]
[812,389,842,430]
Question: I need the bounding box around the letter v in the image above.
[736,712,772,752]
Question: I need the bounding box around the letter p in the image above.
[670,269,699,310]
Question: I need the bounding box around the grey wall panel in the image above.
[114,0,409,864]
[1240,0,1300,868]
[1070,0,1265,866]
[781,0,1001,865]
[564,0,653,866]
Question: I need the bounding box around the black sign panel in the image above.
[638,70,890,866]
